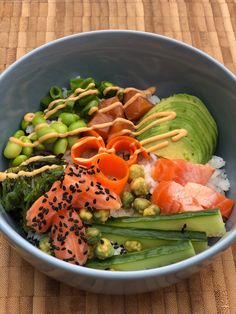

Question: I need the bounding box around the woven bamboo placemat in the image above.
[0,0,236,313]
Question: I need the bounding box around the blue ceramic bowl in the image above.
[0,30,236,294]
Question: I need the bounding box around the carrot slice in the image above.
[107,136,149,166]
[93,153,129,195]
[71,136,106,166]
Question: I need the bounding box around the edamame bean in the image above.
[32,115,46,127]
[51,122,68,134]
[35,111,43,117]
[4,141,22,159]
[68,136,79,148]
[14,130,25,138]
[21,136,33,157]
[30,133,38,141]
[53,138,68,155]
[35,143,45,151]
[21,119,30,131]
[59,113,79,126]
[12,155,28,167]
[50,85,63,100]
[36,126,57,144]
[68,119,87,131]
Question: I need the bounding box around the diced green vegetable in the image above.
[105,209,226,237]
[94,224,208,253]
[86,240,196,271]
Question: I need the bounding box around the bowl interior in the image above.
[0,31,236,245]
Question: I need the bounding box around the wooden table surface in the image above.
[0,0,236,313]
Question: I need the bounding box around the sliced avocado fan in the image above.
[136,94,218,164]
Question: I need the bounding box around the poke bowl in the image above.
[0,30,236,295]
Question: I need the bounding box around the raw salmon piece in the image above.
[100,96,125,119]
[153,158,214,185]
[152,181,203,214]
[50,208,88,265]
[185,182,235,218]
[108,120,134,141]
[27,165,121,233]
[123,90,153,121]
[88,112,113,140]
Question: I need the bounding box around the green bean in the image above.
[68,119,87,131]
[59,113,79,126]
[80,77,95,89]
[80,99,99,118]
[21,119,30,131]
[35,143,45,151]
[51,122,68,134]
[41,95,53,109]
[4,141,22,159]
[70,77,84,91]
[36,126,57,144]
[13,130,25,138]
[49,85,64,100]
[32,115,46,127]
[68,136,79,148]
[78,93,97,107]
[12,155,28,167]
[99,81,113,93]
[21,136,33,157]
[53,138,68,155]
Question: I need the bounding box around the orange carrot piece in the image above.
[93,153,129,195]
[71,136,106,166]
[107,135,149,166]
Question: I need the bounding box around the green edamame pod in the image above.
[21,136,33,157]
[12,155,28,167]
[49,85,64,100]
[21,119,30,131]
[53,138,68,155]
[4,141,22,159]
[13,130,25,138]
[80,99,99,118]
[51,122,68,134]
[67,136,79,148]
[68,119,87,131]
[59,113,79,126]
[32,115,46,127]
[36,126,57,144]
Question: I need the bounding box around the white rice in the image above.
[139,153,158,193]
[148,94,160,105]
[62,87,68,98]
[25,125,34,134]
[207,155,230,194]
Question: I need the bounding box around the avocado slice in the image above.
[136,94,218,163]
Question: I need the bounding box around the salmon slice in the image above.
[108,120,134,141]
[123,90,153,121]
[27,164,121,233]
[152,181,234,218]
[50,208,88,265]
[152,181,202,214]
[153,158,215,185]
[185,182,235,218]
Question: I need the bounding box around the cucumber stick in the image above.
[86,240,195,271]
[106,209,225,237]
[94,224,207,253]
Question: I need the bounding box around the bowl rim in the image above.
[0,29,236,280]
